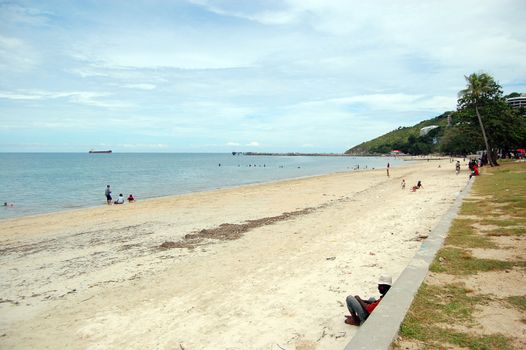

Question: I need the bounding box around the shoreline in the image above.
[0,158,469,349]
[0,160,415,224]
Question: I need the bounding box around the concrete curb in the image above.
[344,178,474,350]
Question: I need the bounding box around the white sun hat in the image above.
[378,275,393,286]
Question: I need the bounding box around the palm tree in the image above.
[458,73,498,166]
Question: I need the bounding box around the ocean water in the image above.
[0,153,406,220]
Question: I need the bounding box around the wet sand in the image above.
[0,159,469,349]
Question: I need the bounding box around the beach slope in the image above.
[0,159,468,349]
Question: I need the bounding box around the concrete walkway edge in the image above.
[344,178,474,350]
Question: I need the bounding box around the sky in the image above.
[1,0,525,153]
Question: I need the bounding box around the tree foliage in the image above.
[345,73,525,157]
[454,73,526,161]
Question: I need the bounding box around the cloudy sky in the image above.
[1,0,525,153]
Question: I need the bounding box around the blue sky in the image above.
[1,0,525,153]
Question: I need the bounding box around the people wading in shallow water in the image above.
[114,193,125,204]
[105,185,112,205]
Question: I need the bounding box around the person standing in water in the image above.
[105,185,112,205]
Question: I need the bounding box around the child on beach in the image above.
[345,275,392,326]
[127,194,135,202]
[411,181,423,192]
[401,179,406,189]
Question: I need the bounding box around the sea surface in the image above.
[0,153,407,220]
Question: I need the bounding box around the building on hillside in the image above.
[506,93,526,109]
[419,125,439,137]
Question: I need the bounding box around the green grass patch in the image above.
[401,283,482,328]
[439,331,511,350]
[479,218,526,227]
[444,219,496,248]
[399,283,512,349]
[399,328,512,350]
[460,201,492,216]
[430,247,516,275]
[505,296,526,312]
[486,227,526,236]
[397,163,525,349]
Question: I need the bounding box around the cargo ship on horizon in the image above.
[88,150,112,154]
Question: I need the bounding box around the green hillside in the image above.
[345,112,452,155]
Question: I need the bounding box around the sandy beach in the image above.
[0,159,469,350]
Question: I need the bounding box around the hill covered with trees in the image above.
[346,74,525,158]
[345,112,452,155]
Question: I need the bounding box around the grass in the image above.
[399,282,511,349]
[479,218,526,227]
[486,227,526,237]
[430,247,518,275]
[396,161,526,349]
[506,296,526,312]
[443,219,496,248]
[460,201,492,216]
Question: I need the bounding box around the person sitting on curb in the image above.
[344,275,392,326]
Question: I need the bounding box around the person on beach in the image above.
[401,179,406,190]
[411,181,423,192]
[105,185,112,205]
[386,162,390,177]
[127,194,135,202]
[469,164,479,179]
[345,275,392,326]
[114,194,125,204]
[455,161,461,175]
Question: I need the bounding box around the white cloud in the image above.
[0,2,52,26]
[1,1,525,152]
[0,34,38,71]
[0,90,132,109]
[123,83,156,90]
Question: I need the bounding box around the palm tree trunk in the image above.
[475,105,495,166]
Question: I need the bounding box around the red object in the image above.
[517,149,525,154]
[366,299,382,314]
[473,165,479,176]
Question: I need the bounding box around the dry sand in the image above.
[0,159,469,350]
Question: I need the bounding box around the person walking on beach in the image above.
[386,162,390,177]
[401,179,406,190]
[105,185,112,205]
[455,161,461,175]
[345,275,392,326]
